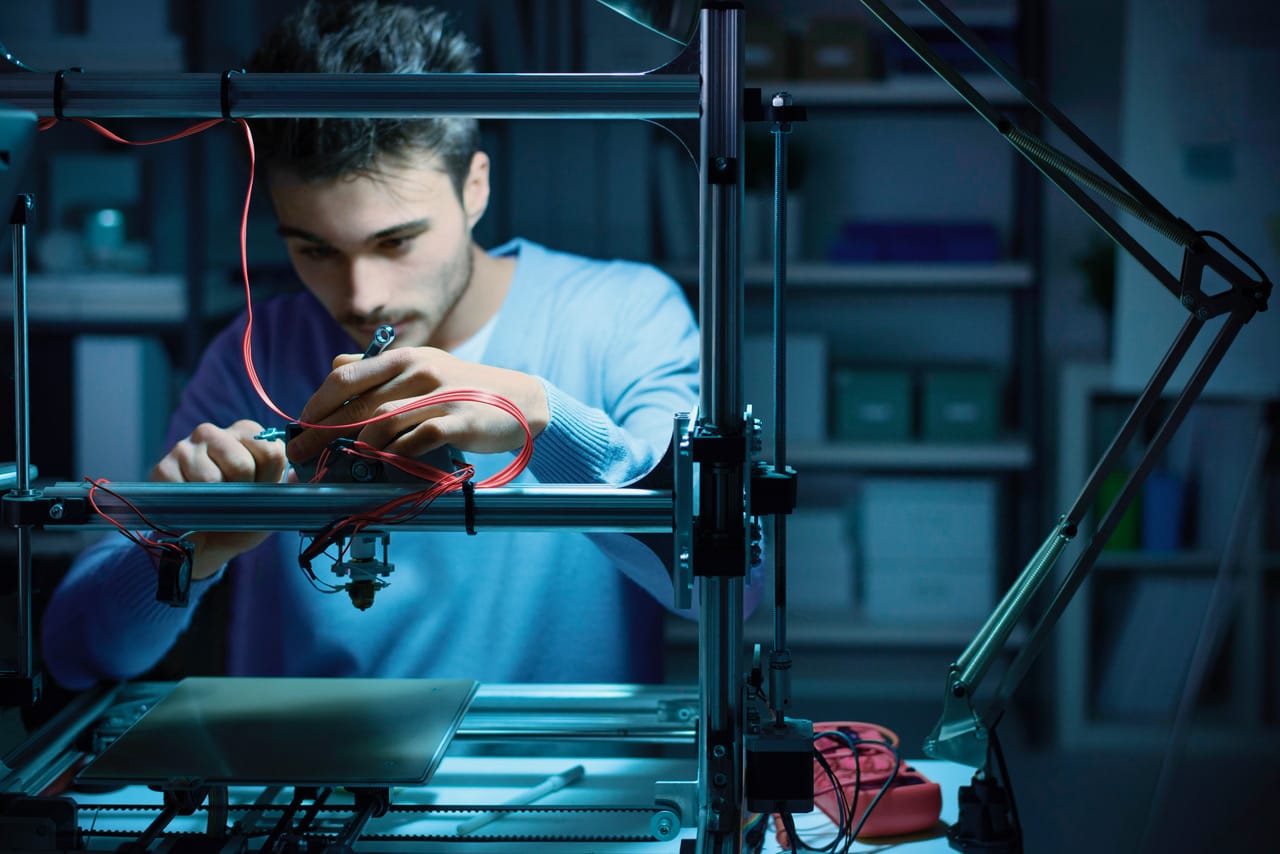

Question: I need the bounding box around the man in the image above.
[41,0,712,689]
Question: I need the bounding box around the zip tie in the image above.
[221,68,244,122]
[53,67,84,121]
[463,480,477,535]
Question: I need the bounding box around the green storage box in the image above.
[832,368,913,441]
[920,368,1000,441]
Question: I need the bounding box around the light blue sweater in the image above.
[42,239,709,689]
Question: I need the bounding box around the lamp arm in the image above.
[850,0,1275,768]
[924,305,1252,766]
[857,0,1196,296]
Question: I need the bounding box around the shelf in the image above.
[784,439,1033,471]
[0,274,187,324]
[664,260,1034,290]
[749,74,1023,108]
[1095,550,1280,573]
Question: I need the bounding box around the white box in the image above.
[784,509,855,612]
[854,477,998,622]
[744,333,827,451]
[74,335,171,482]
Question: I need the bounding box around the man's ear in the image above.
[462,151,491,228]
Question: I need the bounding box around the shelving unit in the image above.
[1053,362,1280,754]
[661,1,1046,736]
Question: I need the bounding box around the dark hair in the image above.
[246,0,481,196]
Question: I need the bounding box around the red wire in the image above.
[220,120,533,488]
[46,115,534,542]
[85,478,186,558]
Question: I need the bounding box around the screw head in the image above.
[48,503,64,520]
[712,744,726,758]
[350,460,380,482]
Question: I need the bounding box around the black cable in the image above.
[847,739,901,843]
[812,747,848,852]
[1197,229,1272,284]
[989,728,1023,846]
[780,810,801,854]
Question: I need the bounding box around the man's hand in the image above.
[150,419,288,580]
[286,347,549,464]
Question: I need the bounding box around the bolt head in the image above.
[48,504,64,520]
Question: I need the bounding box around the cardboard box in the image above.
[831,367,913,441]
[854,477,997,621]
[920,368,1001,441]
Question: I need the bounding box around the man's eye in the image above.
[379,236,412,252]
[298,245,337,260]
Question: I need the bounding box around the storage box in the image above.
[800,18,880,81]
[785,510,856,612]
[831,367,913,442]
[854,477,997,622]
[744,333,827,449]
[920,368,1001,441]
[745,17,792,80]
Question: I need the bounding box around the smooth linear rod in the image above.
[0,72,700,119]
[32,482,673,533]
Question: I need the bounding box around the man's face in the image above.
[268,150,490,350]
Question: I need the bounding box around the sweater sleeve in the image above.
[498,256,767,618]
[40,314,265,690]
[524,262,700,486]
[41,535,226,690]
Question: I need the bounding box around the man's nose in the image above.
[343,256,392,317]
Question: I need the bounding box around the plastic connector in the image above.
[154,537,195,607]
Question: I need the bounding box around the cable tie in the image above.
[53,67,84,121]
[221,68,244,122]
[462,480,477,535]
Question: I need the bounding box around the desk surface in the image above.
[75,754,973,852]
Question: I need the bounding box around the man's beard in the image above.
[341,242,475,347]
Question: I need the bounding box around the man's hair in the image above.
[247,0,481,196]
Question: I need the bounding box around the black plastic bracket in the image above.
[0,673,42,706]
[155,537,195,607]
[745,87,809,126]
[750,462,798,516]
[2,493,90,527]
[9,193,32,226]
[690,432,747,464]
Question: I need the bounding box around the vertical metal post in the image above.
[769,92,793,725]
[697,5,745,853]
[10,194,36,683]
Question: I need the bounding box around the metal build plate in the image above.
[77,677,478,787]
